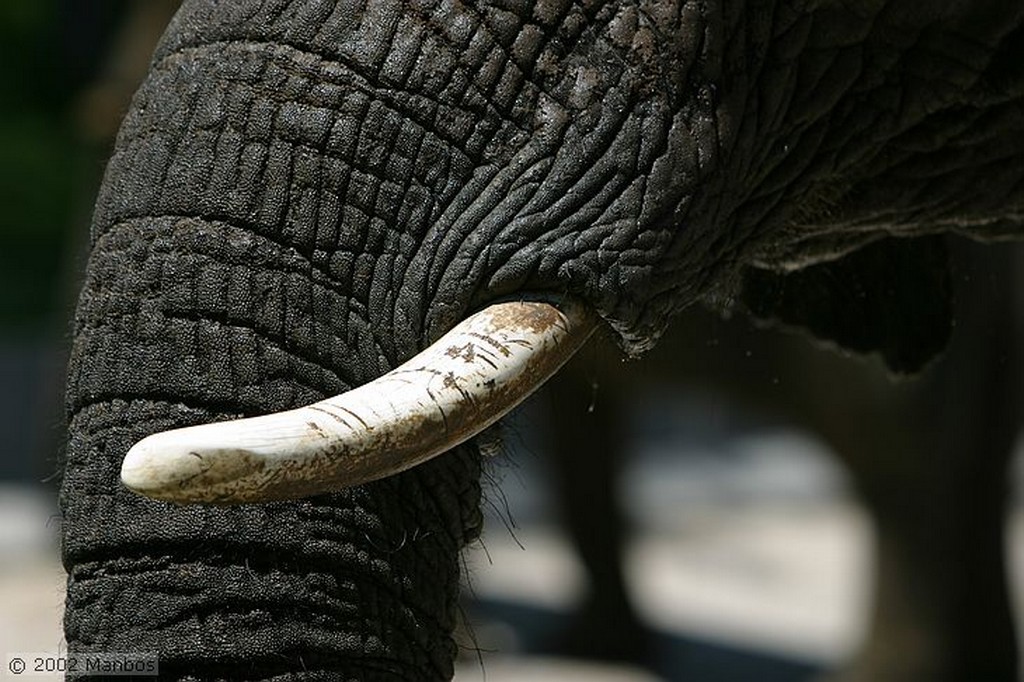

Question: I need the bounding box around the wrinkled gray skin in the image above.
[63,1,1024,680]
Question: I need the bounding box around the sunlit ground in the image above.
[4,405,1024,681]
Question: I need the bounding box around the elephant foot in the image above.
[818,668,1017,682]
[817,650,1021,682]
[544,601,660,670]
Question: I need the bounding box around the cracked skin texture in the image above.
[63,1,1024,679]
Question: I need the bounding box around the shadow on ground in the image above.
[466,597,827,682]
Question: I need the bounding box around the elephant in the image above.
[61,1,1024,680]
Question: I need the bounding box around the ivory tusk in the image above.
[120,298,597,503]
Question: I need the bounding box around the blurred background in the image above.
[0,0,183,668]
[1,3,1023,681]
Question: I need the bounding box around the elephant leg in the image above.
[840,440,1017,682]
[541,347,657,667]
[832,242,1022,682]
[848,467,1016,682]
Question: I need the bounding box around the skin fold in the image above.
[62,1,1024,679]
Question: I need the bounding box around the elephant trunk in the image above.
[61,214,484,678]
[61,0,492,675]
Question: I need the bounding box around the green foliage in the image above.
[0,1,79,330]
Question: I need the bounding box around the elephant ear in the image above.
[739,236,952,374]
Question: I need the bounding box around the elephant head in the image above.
[62,0,1024,679]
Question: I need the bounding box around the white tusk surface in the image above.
[120,298,597,503]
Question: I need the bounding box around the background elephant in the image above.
[534,237,1023,681]
[62,1,1024,679]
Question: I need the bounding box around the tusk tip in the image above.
[120,430,264,503]
[120,433,202,500]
